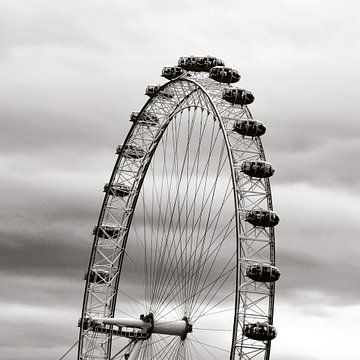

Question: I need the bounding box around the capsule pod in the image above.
[130,111,159,126]
[243,322,277,341]
[84,269,111,284]
[209,66,240,83]
[145,85,161,97]
[161,66,185,80]
[116,144,146,159]
[145,85,173,98]
[222,88,255,105]
[246,263,280,282]
[233,120,266,137]
[241,160,274,178]
[178,55,224,72]
[246,210,279,227]
[104,183,131,197]
[93,225,121,239]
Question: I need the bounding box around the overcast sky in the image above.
[1,1,359,359]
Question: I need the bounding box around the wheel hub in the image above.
[91,313,193,340]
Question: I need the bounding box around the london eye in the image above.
[77,56,280,360]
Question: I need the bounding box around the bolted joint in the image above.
[180,316,193,340]
[139,313,154,332]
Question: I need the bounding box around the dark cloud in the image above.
[0,106,119,154]
[273,183,360,305]
[0,168,101,279]
[0,231,89,276]
[0,273,82,311]
[276,252,360,306]
[0,300,80,360]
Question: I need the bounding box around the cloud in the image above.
[273,183,360,304]
[0,301,80,360]
[272,301,360,360]
[0,166,103,277]
[0,273,82,311]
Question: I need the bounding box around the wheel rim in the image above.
[78,68,277,360]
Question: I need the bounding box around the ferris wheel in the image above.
[77,56,280,360]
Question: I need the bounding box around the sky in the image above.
[1,0,360,359]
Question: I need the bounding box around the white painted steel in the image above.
[128,340,143,360]
[92,318,151,330]
[152,320,188,337]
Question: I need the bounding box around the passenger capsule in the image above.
[245,210,279,227]
[161,66,185,80]
[93,225,121,239]
[130,111,159,126]
[241,160,275,178]
[246,263,281,282]
[104,183,131,197]
[243,322,277,341]
[233,120,266,137]
[209,66,240,83]
[178,55,224,72]
[116,144,146,159]
[145,85,173,98]
[84,269,111,284]
[222,88,255,106]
